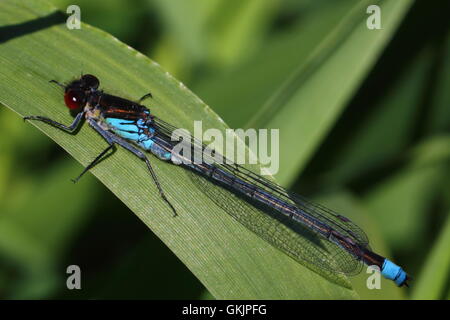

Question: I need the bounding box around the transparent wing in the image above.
[152,117,366,275]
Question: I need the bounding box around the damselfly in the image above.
[24,74,409,287]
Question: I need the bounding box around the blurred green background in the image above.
[0,0,449,299]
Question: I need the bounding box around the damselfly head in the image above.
[79,74,99,90]
[63,74,100,111]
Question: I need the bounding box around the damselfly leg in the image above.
[24,111,177,216]
[24,111,85,133]
[49,79,66,89]
[70,119,116,184]
[138,92,153,104]
[87,120,178,217]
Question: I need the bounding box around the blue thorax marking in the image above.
[103,117,170,160]
[104,118,155,142]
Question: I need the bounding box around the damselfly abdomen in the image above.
[24,74,409,287]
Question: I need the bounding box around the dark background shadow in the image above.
[0,11,66,44]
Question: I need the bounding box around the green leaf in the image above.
[91,234,207,299]
[196,0,414,185]
[411,211,450,300]
[205,0,281,67]
[424,28,450,135]
[49,0,145,44]
[0,0,358,298]
[251,0,413,185]
[321,47,435,188]
[0,108,96,298]
[0,158,97,298]
[151,0,281,78]
[363,136,450,250]
[151,0,222,64]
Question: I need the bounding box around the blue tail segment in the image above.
[381,259,408,286]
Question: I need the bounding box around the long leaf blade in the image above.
[0,0,357,299]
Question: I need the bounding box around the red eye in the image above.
[64,89,86,110]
